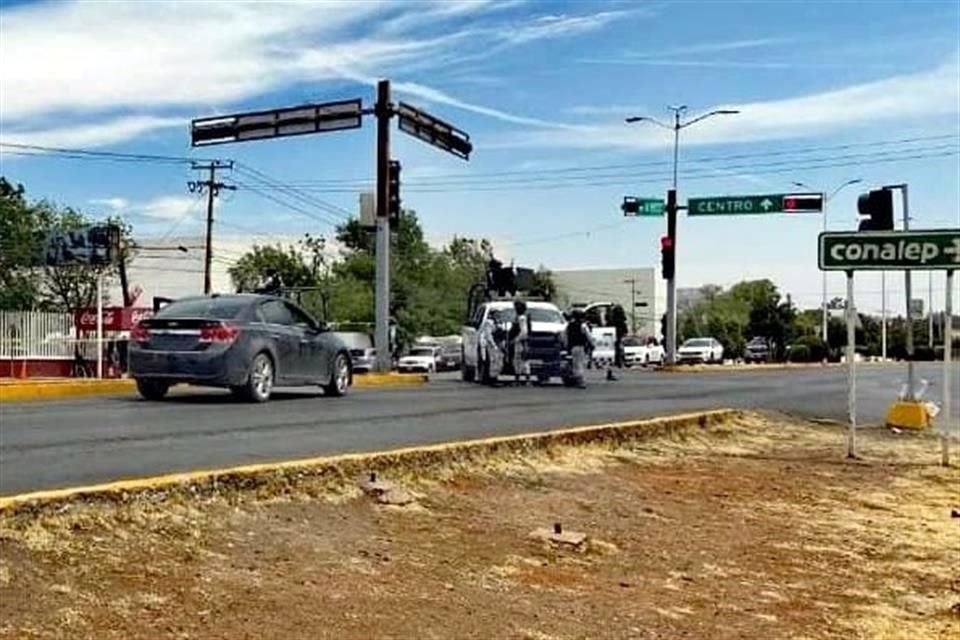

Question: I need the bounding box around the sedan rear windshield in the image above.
[409,348,435,356]
[623,337,644,346]
[154,298,250,320]
[683,339,712,348]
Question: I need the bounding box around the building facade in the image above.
[552,267,658,337]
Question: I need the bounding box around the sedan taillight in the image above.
[199,323,240,344]
[130,323,150,343]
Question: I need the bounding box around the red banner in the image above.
[74,307,153,332]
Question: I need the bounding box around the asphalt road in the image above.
[1,363,956,496]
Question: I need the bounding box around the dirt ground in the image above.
[1,413,957,639]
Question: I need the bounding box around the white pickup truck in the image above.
[462,300,567,384]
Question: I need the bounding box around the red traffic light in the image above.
[782,193,823,213]
[660,236,673,250]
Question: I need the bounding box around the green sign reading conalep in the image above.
[818,230,960,271]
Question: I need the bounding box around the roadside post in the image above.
[96,270,104,380]
[846,271,857,458]
[943,270,955,466]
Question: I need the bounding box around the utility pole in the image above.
[881,271,888,360]
[626,106,739,364]
[793,178,862,344]
[929,271,935,348]
[190,160,234,295]
[374,79,392,373]
[624,278,637,334]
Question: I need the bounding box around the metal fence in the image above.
[0,311,76,359]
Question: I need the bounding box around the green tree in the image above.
[228,244,314,293]
[1,178,132,312]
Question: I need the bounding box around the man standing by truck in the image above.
[564,308,594,388]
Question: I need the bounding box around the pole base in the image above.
[885,400,932,431]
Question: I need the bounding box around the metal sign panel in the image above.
[191,99,363,147]
[622,197,664,217]
[45,225,120,266]
[396,102,472,160]
[818,230,960,271]
[689,192,823,215]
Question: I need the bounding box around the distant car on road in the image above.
[677,337,724,364]
[129,294,352,402]
[623,336,664,367]
[398,346,442,373]
[744,337,775,363]
[339,332,376,373]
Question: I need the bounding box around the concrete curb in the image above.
[0,373,427,403]
[0,408,741,515]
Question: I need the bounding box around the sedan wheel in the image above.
[245,353,274,403]
[324,353,350,397]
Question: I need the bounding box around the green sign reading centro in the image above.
[819,230,960,271]
[688,193,823,215]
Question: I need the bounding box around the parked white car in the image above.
[397,346,441,373]
[677,337,724,364]
[623,336,664,366]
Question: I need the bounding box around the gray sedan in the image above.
[129,294,351,402]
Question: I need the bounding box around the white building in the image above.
[552,267,658,337]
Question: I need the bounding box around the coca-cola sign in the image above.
[74,307,153,332]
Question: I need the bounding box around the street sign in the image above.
[819,230,960,271]
[688,192,823,216]
[622,197,664,217]
[45,224,120,266]
[191,99,363,147]
[396,102,472,160]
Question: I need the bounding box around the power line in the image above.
[373,148,959,193]
[0,141,221,165]
[279,133,960,187]
[233,179,345,228]
[234,163,354,221]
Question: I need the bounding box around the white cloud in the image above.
[491,55,960,150]
[138,196,202,222]
[89,197,128,212]
[500,11,630,44]
[0,1,385,120]
[393,81,574,129]
[0,115,185,148]
[0,1,627,148]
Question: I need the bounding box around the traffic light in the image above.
[660,235,675,280]
[387,160,401,220]
[783,193,824,213]
[857,188,894,231]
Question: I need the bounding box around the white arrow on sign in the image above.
[760,198,773,212]
[945,238,960,263]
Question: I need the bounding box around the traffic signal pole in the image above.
[374,79,392,373]
[885,184,915,400]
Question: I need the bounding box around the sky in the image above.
[1,0,958,314]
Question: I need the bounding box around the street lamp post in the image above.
[626,106,739,365]
[792,178,862,345]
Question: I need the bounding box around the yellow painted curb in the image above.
[0,379,135,402]
[0,408,740,514]
[0,372,427,403]
[353,372,429,388]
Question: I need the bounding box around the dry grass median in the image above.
[1,412,957,639]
